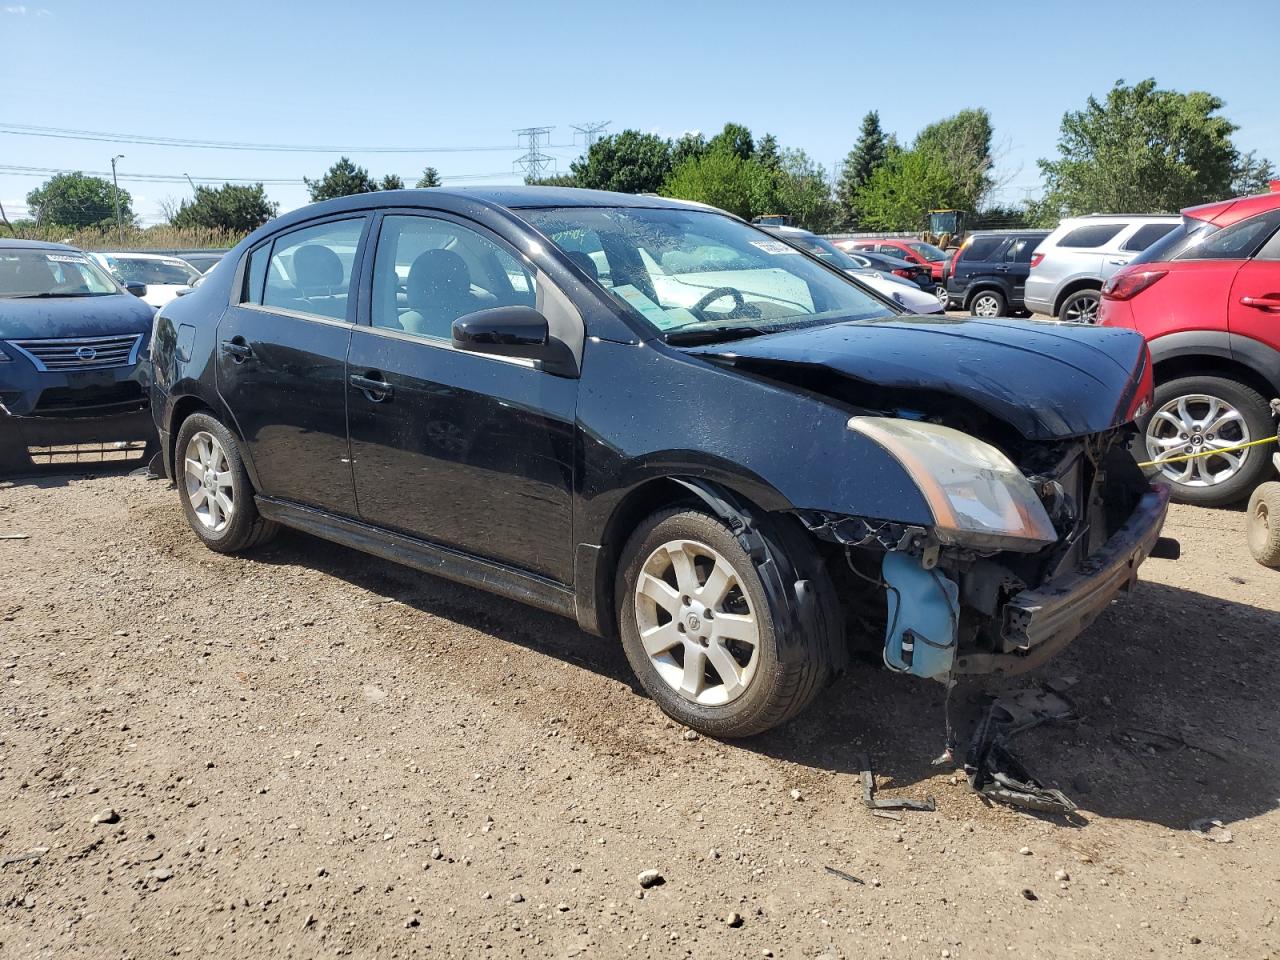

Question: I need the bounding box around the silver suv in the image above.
[1024,215,1180,322]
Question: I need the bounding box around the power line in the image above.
[0,122,579,154]
[0,164,518,185]
[513,127,555,180]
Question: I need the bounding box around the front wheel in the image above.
[968,289,1006,317]
[1140,376,1275,507]
[616,508,838,738]
[1247,482,1280,567]
[174,412,279,553]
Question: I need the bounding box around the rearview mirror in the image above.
[123,281,147,298]
[452,306,577,376]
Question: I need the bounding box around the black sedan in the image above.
[150,188,1171,738]
[1,240,156,472]
[843,248,934,292]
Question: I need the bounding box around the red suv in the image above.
[1100,183,1280,507]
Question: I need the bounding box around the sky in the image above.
[2,0,1277,226]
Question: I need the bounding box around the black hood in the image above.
[0,292,155,341]
[687,315,1151,441]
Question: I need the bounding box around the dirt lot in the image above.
[1,470,1277,959]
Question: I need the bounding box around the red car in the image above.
[1099,182,1280,507]
[836,238,951,284]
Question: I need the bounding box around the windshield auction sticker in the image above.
[45,254,89,264]
[749,240,799,255]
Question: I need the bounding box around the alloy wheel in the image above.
[633,539,760,707]
[972,294,1001,317]
[1144,394,1252,487]
[934,284,948,306]
[183,431,235,532]
[1063,293,1100,323]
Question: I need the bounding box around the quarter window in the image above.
[1121,222,1177,252]
[258,218,365,320]
[1057,223,1124,248]
[1175,211,1280,261]
[1006,238,1039,263]
[370,215,536,341]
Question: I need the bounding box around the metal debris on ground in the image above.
[860,753,936,812]
[1189,818,1233,843]
[0,534,30,540]
[823,866,865,885]
[964,679,1078,815]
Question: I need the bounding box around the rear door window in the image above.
[1057,223,1124,249]
[960,236,1005,262]
[258,218,366,321]
[1121,222,1178,252]
[1174,211,1280,261]
[1005,237,1040,263]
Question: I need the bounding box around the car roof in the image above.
[0,238,79,251]
[966,229,1050,238]
[93,251,192,261]
[1184,187,1280,228]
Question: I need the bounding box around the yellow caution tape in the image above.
[1137,433,1279,468]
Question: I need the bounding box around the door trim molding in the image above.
[255,496,578,619]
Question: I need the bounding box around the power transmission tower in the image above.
[570,121,611,149]
[513,126,555,179]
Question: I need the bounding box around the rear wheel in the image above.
[969,289,1006,318]
[1247,482,1280,567]
[616,508,838,738]
[1058,288,1101,324]
[174,412,278,553]
[934,284,948,307]
[1141,376,1274,507]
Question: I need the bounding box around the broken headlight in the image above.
[848,416,1058,553]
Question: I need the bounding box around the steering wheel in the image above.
[690,286,748,318]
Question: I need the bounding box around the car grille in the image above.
[4,334,143,371]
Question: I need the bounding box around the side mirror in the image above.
[124,281,147,298]
[451,306,577,376]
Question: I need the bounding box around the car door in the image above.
[1002,236,1040,303]
[1103,222,1179,282]
[345,211,578,583]
[216,215,369,516]
[1227,213,1280,366]
[951,236,1008,297]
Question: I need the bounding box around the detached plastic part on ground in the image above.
[963,678,1079,816]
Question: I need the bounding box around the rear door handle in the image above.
[220,338,252,361]
[1240,295,1280,310]
[350,372,394,401]
[1107,257,1130,265]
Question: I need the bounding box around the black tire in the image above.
[616,508,840,738]
[1140,376,1275,508]
[1247,482,1280,568]
[173,411,278,553]
[968,288,1006,317]
[1057,288,1101,324]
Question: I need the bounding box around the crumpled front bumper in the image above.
[954,483,1171,675]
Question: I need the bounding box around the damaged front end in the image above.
[798,421,1173,682]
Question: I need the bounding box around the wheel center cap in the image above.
[204,472,216,490]
[1191,434,1204,446]
[685,613,702,633]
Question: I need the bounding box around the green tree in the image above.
[770,149,837,231]
[914,108,995,210]
[304,157,378,201]
[26,172,132,229]
[660,147,768,220]
[415,166,442,188]
[1232,149,1277,196]
[671,132,707,168]
[570,130,673,194]
[754,133,782,175]
[836,111,892,225]
[524,172,579,187]
[170,183,278,232]
[379,174,405,191]
[706,122,755,161]
[1036,79,1240,217]
[855,148,967,231]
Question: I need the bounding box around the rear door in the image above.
[216,215,369,516]
[1103,221,1180,281]
[950,235,1008,299]
[1002,236,1041,304]
[1227,212,1280,373]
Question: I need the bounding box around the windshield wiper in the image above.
[665,324,770,346]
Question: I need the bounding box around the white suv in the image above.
[1024,215,1180,322]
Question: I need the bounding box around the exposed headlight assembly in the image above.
[848,416,1057,552]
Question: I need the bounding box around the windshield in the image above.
[104,255,199,286]
[523,206,894,341]
[905,241,949,261]
[0,249,119,298]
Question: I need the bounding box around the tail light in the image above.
[1029,253,1045,268]
[1102,269,1167,300]
[892,268,912,279]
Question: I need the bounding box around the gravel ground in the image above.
[1,469,1277,959]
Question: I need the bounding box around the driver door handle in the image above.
[220,338,252,361]
[1240,294,1280,310]
[350,372,394,401]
